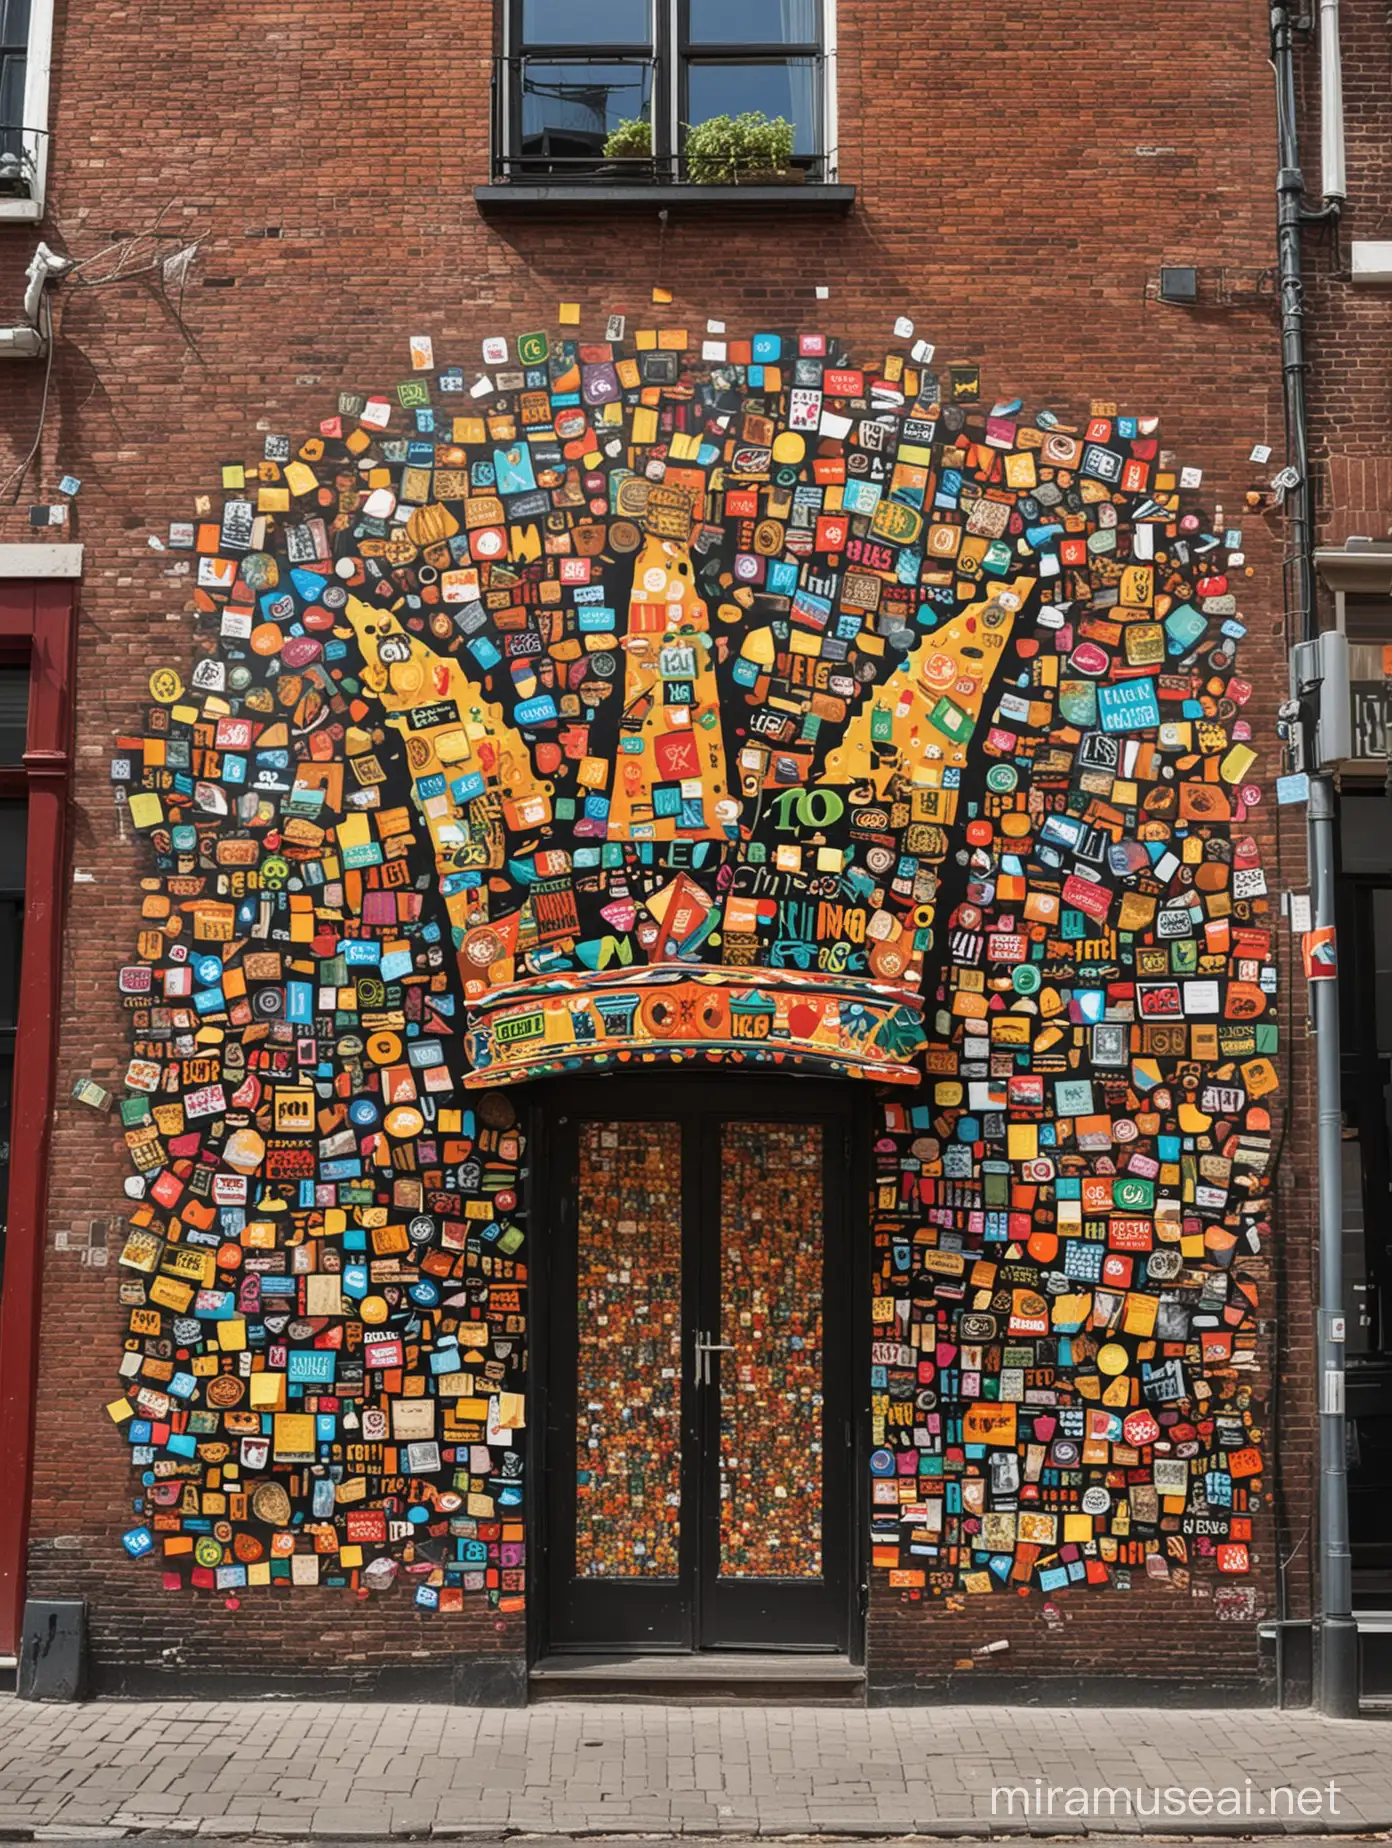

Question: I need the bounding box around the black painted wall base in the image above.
[1261,1619,1316,1708]
[90,1655,529,1707]
[865,1670,1278,1709]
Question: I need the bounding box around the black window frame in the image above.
[496,0,828,184]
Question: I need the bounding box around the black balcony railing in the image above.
[0,123,47,198]
[487,54,834,186]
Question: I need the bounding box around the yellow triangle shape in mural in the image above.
[824,574,1035,795]
[605,535,730,842]
[342,595,552,924]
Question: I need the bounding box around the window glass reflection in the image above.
[688,0,816,44]
[522,0,650,46]
[685,61,819,155]
[520,60,653,165]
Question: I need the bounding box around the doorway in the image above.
[1336,792,1392,1604]
[541,1080,856,1655]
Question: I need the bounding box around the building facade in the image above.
[0,0,1333,1705]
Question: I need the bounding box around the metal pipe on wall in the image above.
[1318,0,1347,204]
[1269,0,1359,1719]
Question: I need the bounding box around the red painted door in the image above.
[0,578,76,1658]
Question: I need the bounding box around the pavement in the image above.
[0,1697,1390,1841]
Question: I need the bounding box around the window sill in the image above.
[474,180,855,213]
[0,197,42,222]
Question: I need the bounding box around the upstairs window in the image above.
[0,0,54,217]
[0,2,27,170]
[495,0,832,184]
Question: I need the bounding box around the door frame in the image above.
[0,556,79,1659]
[525,1069,870,1662]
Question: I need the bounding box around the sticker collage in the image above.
[108,316,1277,1613]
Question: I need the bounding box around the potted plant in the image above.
[602,117,653,162]
[683,111,800,184]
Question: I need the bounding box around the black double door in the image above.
[544,1083,853,1653]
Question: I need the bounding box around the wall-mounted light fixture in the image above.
[1158,266,1199,305]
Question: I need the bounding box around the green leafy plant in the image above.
[602,117,652,160]
[684,111,795,183]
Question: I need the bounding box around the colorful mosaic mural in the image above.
[109,319,1275,1607]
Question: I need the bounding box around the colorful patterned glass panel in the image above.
[718,1120,824,1579]
[574,1119,683,1577]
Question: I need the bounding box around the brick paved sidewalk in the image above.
[0,1697,1388,1840]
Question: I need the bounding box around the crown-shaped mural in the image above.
[126,328,1235,1091]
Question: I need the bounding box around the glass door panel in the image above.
[575,1119,683,1578]
[717,1119,824,1580]
[547,1112,693,1650]
[697,1107,845,1648]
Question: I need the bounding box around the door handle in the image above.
[694,1330,736,1386]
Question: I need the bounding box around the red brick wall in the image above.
[0,0,1317,1696]
[1301,0,1392,542]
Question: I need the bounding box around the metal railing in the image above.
[487,55,833,185]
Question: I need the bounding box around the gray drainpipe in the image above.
[1269,0,1359,1719]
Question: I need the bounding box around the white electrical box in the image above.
[1351,241,1392,283]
